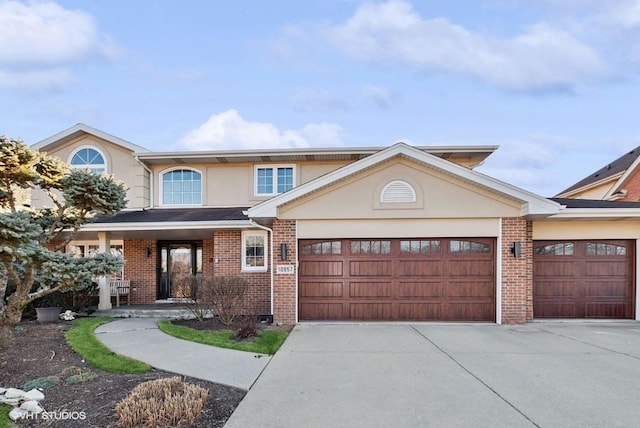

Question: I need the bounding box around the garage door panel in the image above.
[396,281,443,298]
[584,281,630,298]
[398,303,442,320]
[349,261,392,277]
[299,238,496,322]
[534,240,634,319]
[447,303,494,321]
[300,303,344,320]
[447,260,493,277]
[397,260,443,276]
[585,261,629,277]
[585,303,629,318]
[534,261,576,277]
[349,282,392,298]
[299,281,343,298]
[300,261,343,277]
[533,302,576,318]
[534,281,577,297]
[448,281,494,298]
[349,303,392,320]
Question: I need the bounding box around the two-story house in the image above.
[32,124,640,324]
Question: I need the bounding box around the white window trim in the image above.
[242,230,268,272]
[254,164,296,197]
[68,145,107,173]
[159,166,204,207]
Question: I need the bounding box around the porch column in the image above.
[97,232,112,310]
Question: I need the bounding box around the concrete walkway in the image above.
[94,318,270,390]
[225,322,640,428]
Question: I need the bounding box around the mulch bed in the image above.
[0,321,245,427]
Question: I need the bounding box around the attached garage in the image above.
[298,238,495,322]
[533,240,635,319]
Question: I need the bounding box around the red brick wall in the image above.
[501,218,533,324]
[212,230,271,315]
[124,239,157,304]
[272,219,297,324]
[621,169,640,201]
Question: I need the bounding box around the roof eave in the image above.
[81,219,253,232]
[32,123,149,153]
[544,208,640,220]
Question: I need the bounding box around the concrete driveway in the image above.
[225,322,640,428]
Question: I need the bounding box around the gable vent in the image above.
[380,180,416,203]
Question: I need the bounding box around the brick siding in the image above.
[500,218,533,324]
[272,219,297,324]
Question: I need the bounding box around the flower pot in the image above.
[35,307,62,323]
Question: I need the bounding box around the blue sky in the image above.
[2,0,640,197]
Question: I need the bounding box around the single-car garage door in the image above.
[298,238,495,321]
[533,240,635,319]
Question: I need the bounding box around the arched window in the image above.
[380,180,416,203]
[69,147,106,173]
[161,169,202,205]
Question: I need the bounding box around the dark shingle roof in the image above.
[94,207,250,224]
[557,146,640,196]
[550,198,640,209]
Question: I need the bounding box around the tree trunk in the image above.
[0,301,23,346]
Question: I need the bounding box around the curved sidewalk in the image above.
[94,318,271,390]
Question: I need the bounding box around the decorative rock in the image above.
[4,388,25,399]
[22,389,45,402]
[0,396,20,406]
[8,407,28,421]
[59,310,76,321]
[20,400,44,413]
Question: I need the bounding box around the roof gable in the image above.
[557,145,640,197]
[32,123,149,153]
[248,142,560,219]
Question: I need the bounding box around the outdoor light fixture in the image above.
[511,242,521,258]
[146,247,152,258]
[280,243,288,261]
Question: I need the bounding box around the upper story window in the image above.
[161,168,202,205]
[69,147,106,173]
[255,165,295,196]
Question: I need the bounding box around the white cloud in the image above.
[362,85,397,108]
[290,89,348,112]
[180,109,345,150]
[326,0,606,91]
[0,0,118,89]
[0,68,73,90]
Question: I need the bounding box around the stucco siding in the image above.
[297,218,500,239]
[33,134,148,209]
[279,158,522,220]
[533,221,640,239]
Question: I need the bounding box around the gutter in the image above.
[134,154,153,209]
[249,220,274,317]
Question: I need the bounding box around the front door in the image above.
[158,241,203,300]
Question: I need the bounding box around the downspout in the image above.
[249,220,274,316]
[134,155,153,209]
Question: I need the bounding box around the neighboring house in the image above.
[31,124,640,324]
[556,146,640,201]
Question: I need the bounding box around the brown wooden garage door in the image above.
[533,240,635,319]
[298,238,495,321]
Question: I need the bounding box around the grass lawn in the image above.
[65,317,150,374]
[158,320,288,355]
[0,405,13,428]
